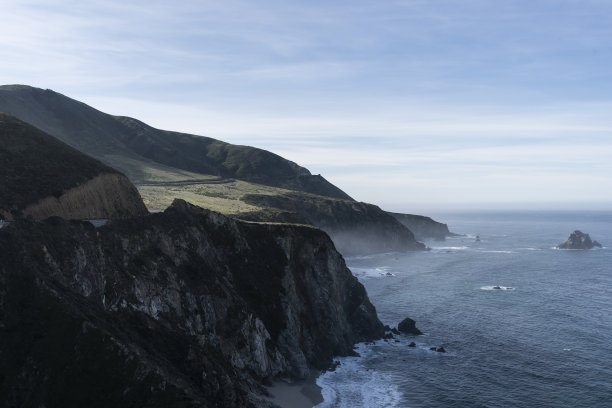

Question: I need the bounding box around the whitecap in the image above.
[349,267,381,279]
[376,267,395,277]
[480,285,515,291]
[479,250,514,254]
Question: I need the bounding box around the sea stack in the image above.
[557,230,602,250]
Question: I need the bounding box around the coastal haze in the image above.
[2,0,612,211]
[1,1,611,408]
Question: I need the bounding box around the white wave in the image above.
[434,246,469,250]
[349,267,380,279]
[429,246,470,253]
[480,285,515,291]
[349,266,395,279]
[518,247,542,251]
[315,343,403,408]
[478,250,514,254]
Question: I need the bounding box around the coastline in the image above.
[264,370,324,408]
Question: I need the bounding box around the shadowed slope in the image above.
[0,113,147,220]
[0,85,352,200]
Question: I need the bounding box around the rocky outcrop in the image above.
[241,193,426,255]
[19,173,148,220]
[397,317,423,335]
[557,230,602,250]
[0,199,383,406]
[388,212,453,241]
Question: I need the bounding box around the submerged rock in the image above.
[397,317,423,335]
[557,230,602,250]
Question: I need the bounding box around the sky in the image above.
[2,0,612,212]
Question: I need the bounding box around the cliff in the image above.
[241,192,426,255]
[0,199,384,406]
[0,113,148,220]
[388,212,452,241]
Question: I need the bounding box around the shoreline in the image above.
[264,370,324,408]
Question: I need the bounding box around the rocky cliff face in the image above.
[0,200,383,407]
[388,212,452,241]
[19,173,148,221]
[241,193,426,255]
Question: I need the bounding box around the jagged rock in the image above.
[398,317,423,335]
[408,342,417,348]
[557,230,603,250]
[429,347,437,351]
[0,199,384,406]
[436,347,446,353]
[391,328,400,335]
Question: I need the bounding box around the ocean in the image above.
[315,211,612,408]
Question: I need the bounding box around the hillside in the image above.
[0,85,351,200]
[0,113,147,220]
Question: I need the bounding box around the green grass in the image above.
[138,179,295,214]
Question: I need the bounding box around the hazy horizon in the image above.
[2,1,611,212]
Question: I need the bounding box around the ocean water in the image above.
[316,211,612,408]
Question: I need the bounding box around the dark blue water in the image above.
[316,211,612,407]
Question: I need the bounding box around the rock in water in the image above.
[397,317,423,335]
[557,230,603,250]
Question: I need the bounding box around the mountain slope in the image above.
[0,85,351,200]
[0,113,147,220]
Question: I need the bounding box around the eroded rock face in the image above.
[557,230,602,250]
[0,199,383,406]
[20,173,148,220]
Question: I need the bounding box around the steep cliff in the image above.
[388,212,453,241]
[241,192,426,255]
[0,200,383,406]
[0,113,148,220]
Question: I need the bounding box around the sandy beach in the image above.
[264,370,323,408]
